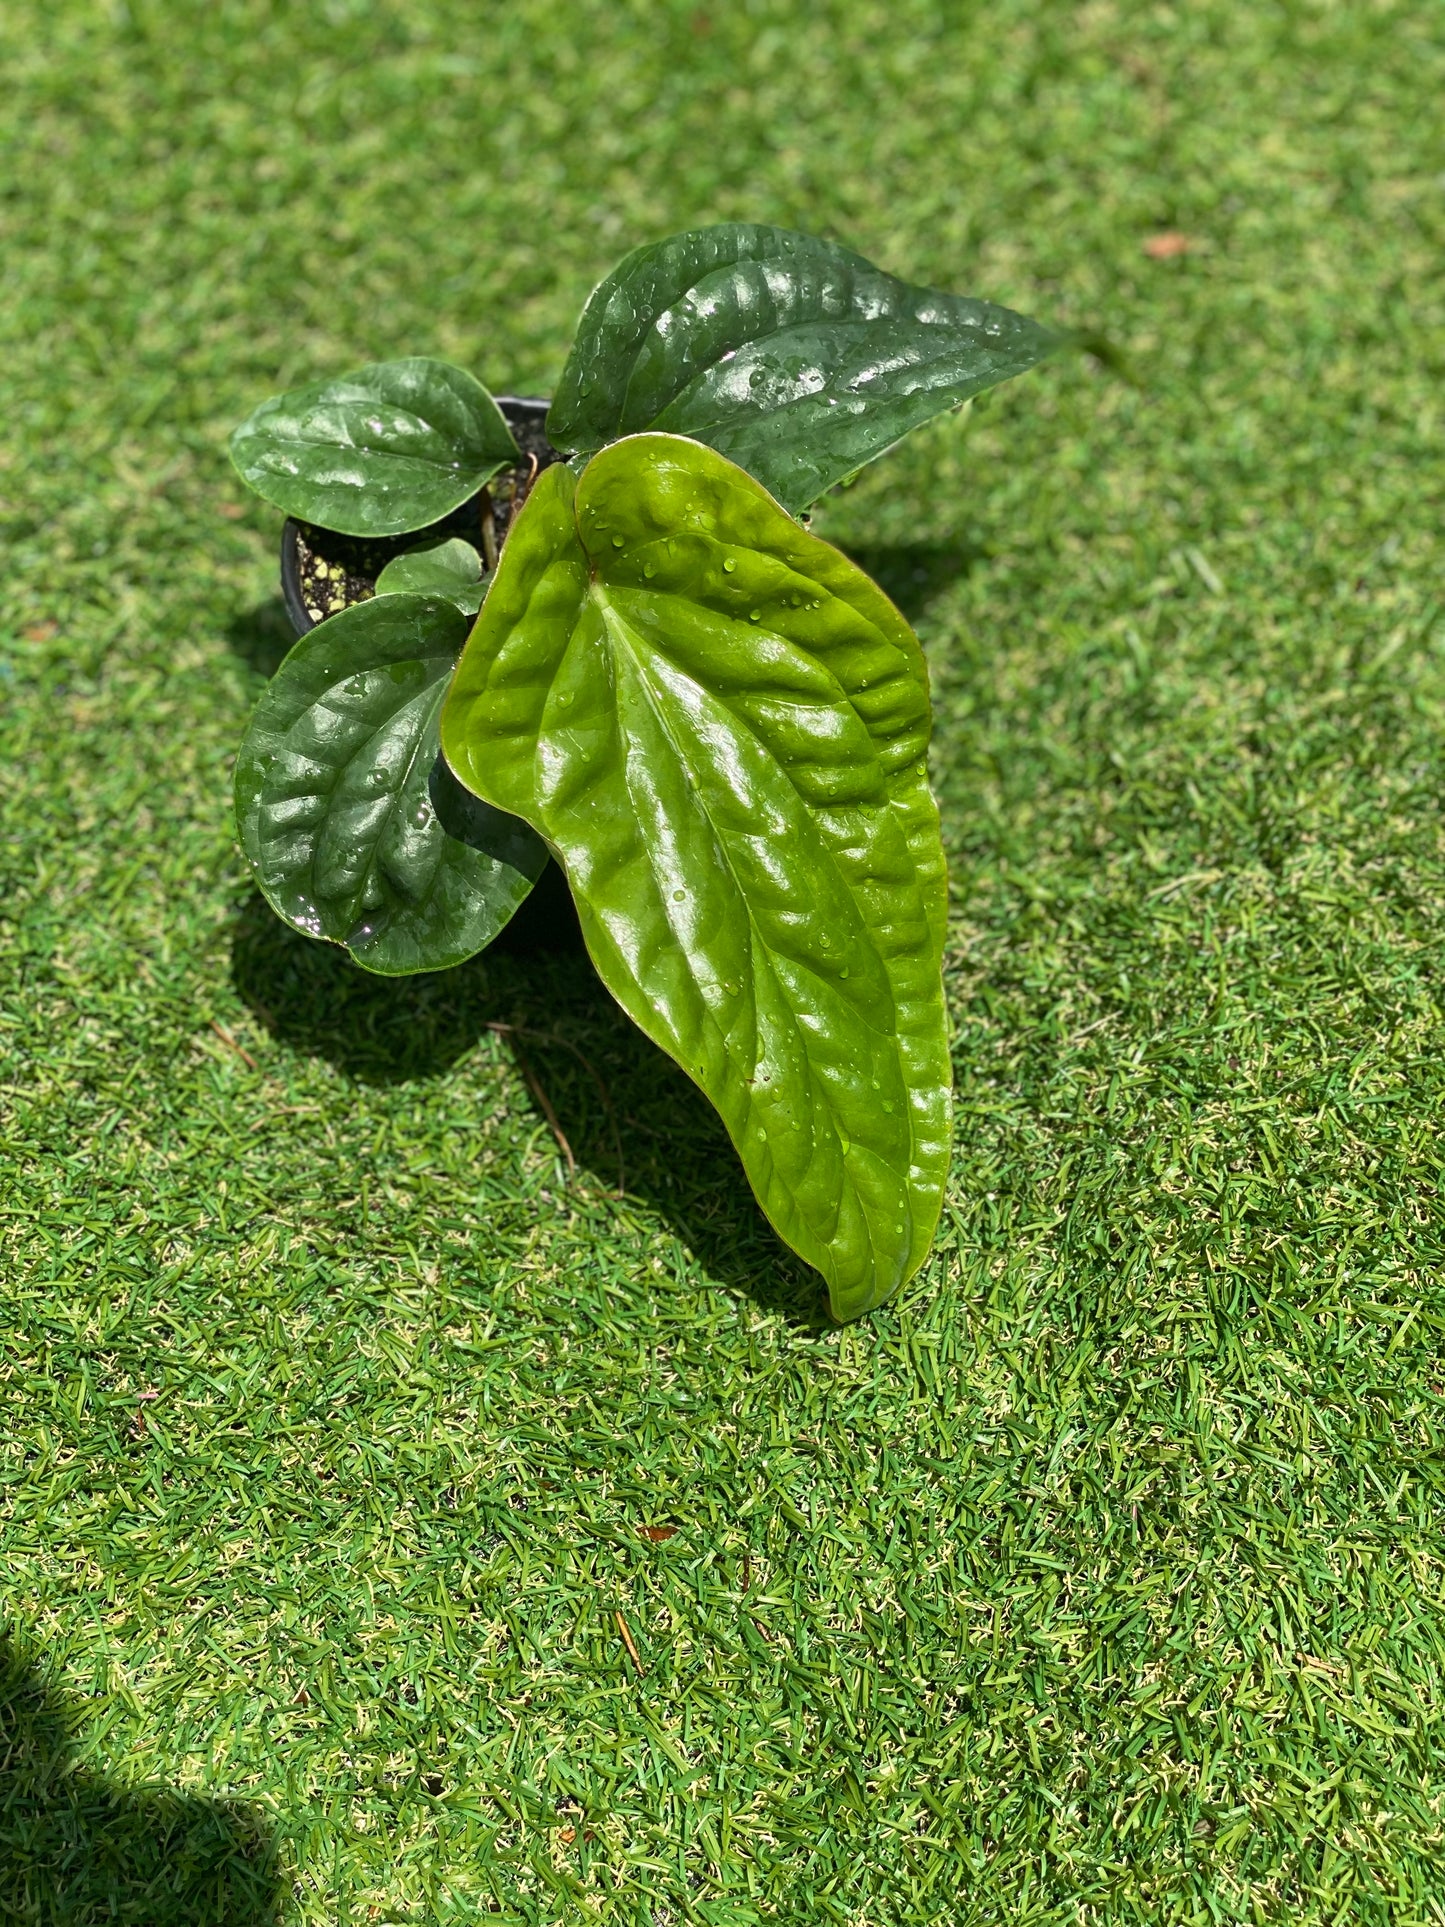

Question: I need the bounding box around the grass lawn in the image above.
[3,1,1444,1920]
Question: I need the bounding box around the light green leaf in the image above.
[440,435,951,1318]
[375,537,487,614]
[230,358,519,536]
[548,223,1056,511]
[236,593,546,975]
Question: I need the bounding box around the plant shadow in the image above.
[0,1634,283,1927]
[831,539,984,624]
[229,881,829,1332]
[224,600,295,679]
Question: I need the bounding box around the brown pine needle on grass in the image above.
[209,1019,258,1071]
[493,1025,576,1177]
[614,1611,644,1677]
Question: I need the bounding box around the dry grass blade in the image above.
[614,1611,644,1677]
[208,1020,257,1070]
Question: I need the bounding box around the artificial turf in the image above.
[2,1,1444,1921]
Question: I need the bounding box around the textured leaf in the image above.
[235,593,546,975]
[230,358,519,536]
[376,536,487,614]
[440,435,951,1318]
[549,223,1056,511]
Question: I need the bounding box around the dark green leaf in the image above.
[235,593,546,976]
[440,436,952,1318]
[375,537,487,614]
[549,223,1057,511]
[230,358,519,536]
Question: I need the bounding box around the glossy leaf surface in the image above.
[376,536,487,614]
[441,436,951,1318]
[236,593,546,975]
[549,223,1056,511]
[230,358,519,536]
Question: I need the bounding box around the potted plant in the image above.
[228,223,1061,1321]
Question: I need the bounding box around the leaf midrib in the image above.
[614,246,880,427]
[588,580,916,1226]
[652,335,1040,461]
[282,651,453,929]
[249,428,478,478]
[618,552,928,777]
[615,258,1021,440]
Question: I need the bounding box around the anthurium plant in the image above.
[229,223,1059,1319]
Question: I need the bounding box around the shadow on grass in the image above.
[229,881,828,1331]
[0,1636,282,1927]
[224,600,295,680]
[832,539,983,623]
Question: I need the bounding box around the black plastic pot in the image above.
[279,395,556,638]
[273,393,582,953]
